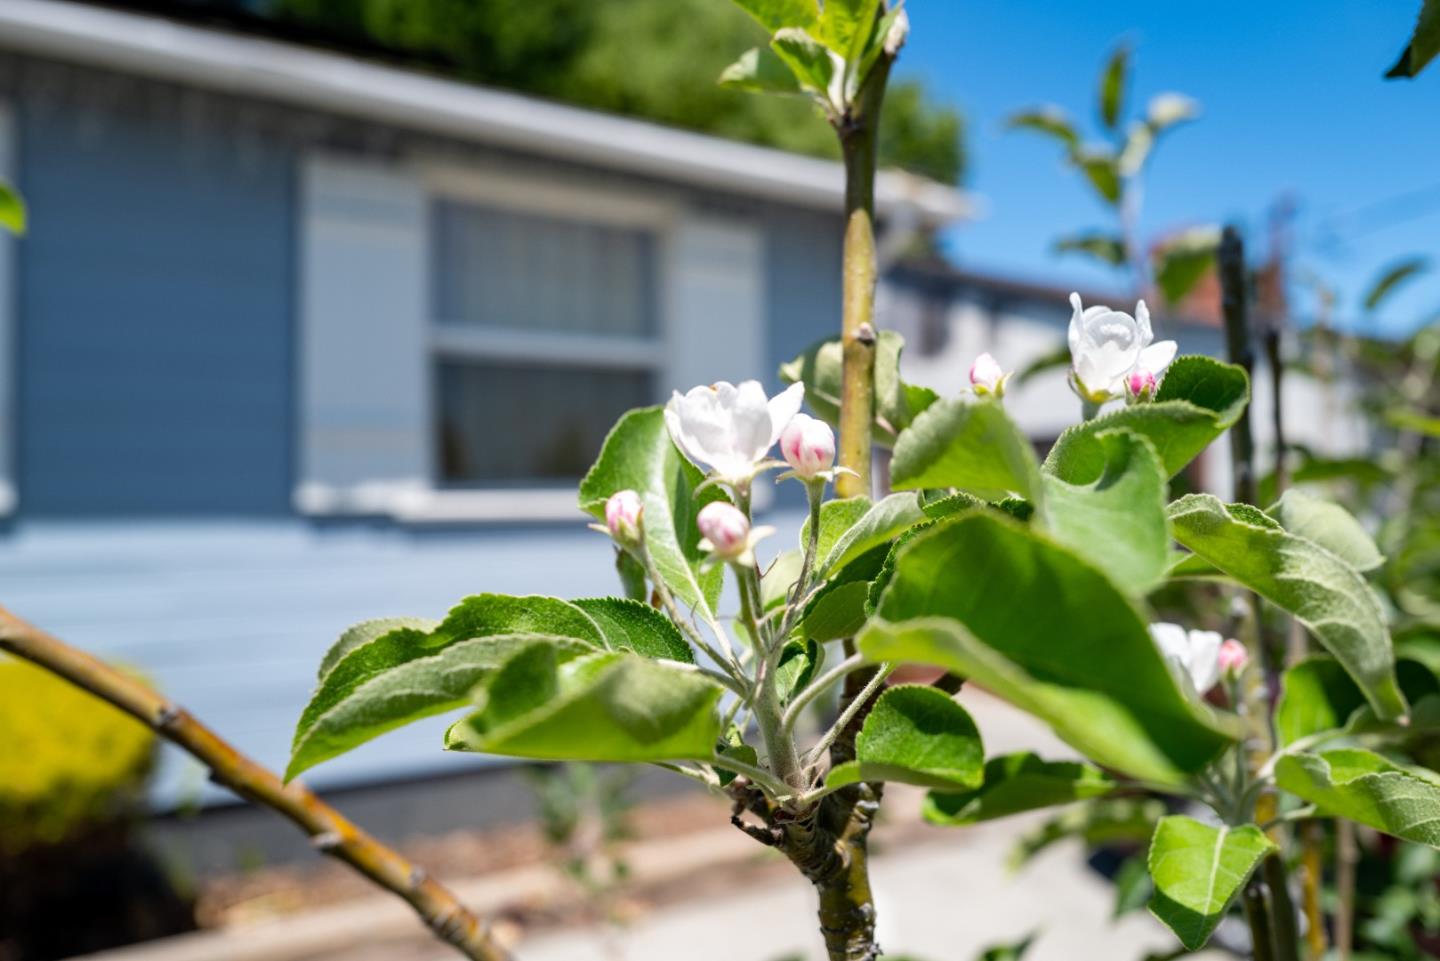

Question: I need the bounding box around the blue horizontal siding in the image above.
[15,104,295,516]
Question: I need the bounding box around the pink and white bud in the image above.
[969,353,1010,397]
[780,414,836,480]
[697,502,750,560]
[605,490,644,544]
[1127,368,1158,401]
[1217,638,1249,677]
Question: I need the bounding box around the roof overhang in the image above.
[0,0,972,225]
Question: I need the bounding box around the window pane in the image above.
[432,200,657,337]
[437,362,653,484]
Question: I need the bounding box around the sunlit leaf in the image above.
[1075,148,1122,205]
[719,46,804,94]
[1098,45,1130,130]
[0,180,25,236]
[579,407,726,619]
[826,684,985,790]
[1147,816,1275,950]
[1267,489,1384,572]
[922,752,1115,825]
[1152,226,1220,307]
[1004,106,1080,151]
[890,399,1043,504]
[572,597,694,663]
[1053,231,1127,267]
[780,331,933,447]
[1168,494,1406,720]
[728,0,818,33]
[1275,748,1440,847]
[770,28,838,102]
[859,512,1238,783]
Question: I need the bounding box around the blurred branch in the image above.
[0,604,510,961]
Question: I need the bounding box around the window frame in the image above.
[409,162,681,521]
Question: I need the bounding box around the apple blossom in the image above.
[604,490,643,544]
[969,352,1011,398]
[779,413,836,481]
[1068,293,1177,404]
[1126,368,1158,402]
[696,501,773,567]
[1217,638,1249,677]
[1149,622,1224,694]
[664,380,804,486]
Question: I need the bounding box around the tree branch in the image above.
[0,604,510,961]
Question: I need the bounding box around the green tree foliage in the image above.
[269,0,965,183]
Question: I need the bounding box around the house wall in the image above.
[15,83,297,516]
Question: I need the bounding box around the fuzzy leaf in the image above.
[922,752,1115,825]
[446,648,723,762]
[803,496,873,567]
[890,399,1042,504]
[288,595,604,779]
[1275,749,1440,847]
[729,0,817,32]
[1277,657,1439,745]
[1147,816,1276,950]
[859,512,1237,783]
[780,331,930,447]
[816,491,926,576]
[317,617,439,681]
[1041,428,1170,593]
[817,0,881,63]
[1045,355,1249,479]
[826,684,984,790]
[770,28,837,100]
[1268,489,1384,572]
[579,406,726,619]
[1168,494,1406,720]
[571,598,693,663]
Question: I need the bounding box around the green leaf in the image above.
[1151,227,1220,307]
[770,28,837,102]
[817,491,926,576]
[1168,493,1406,720]
[1113,854,1153,919]
[890,399,1042,504]
[1268,489,1384,572]
[716,738,759,786]
[1044,355,1249,480]
[859,512,1238,783]
[779,331,930,447]
[1005,107,1080,150]
[1386,406,1440,438]
[1277,656,1439,745]
[1275,749,1440,847]
[571,598,693,663]
[1011,797,1167,870]
[719,46,804,94]
[922,752,1115,825]
[1363,257,1428,311]
[804,496,873,567]
[1053,231,1127,267]
[1147,816,1276,951]
[761,549,804,612]
[1041,429,1170,593]
[817,0,880,64]
[775,638,821,701]
[975,933,1038,961]
[317,617,439,681]
[579,407,725,619]
[447,648,723,762]
[0,180,25,236]
[800,542,890,640]
[288,595,604,779]
[728,0,817,33]
[1075,148,1122,205]
[827,684,984,790]
[1098,45,1130,130]
[1387,0,1440,78]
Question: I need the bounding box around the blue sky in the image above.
[896,1,1439,336]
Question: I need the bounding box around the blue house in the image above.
[0,0,968,803]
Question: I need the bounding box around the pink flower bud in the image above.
[697,501,749,559]
[605,490,643,543]
[1127,368,1158,401]
[779,414,835,479]
[969,353,1009,397]
[1217,638,1249,676]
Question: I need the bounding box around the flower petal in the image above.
[1137,340,1178,376]
[731,380,776,464]
[1135,299,1153,345]
[1186,630,1224,693]
[766,382,805,446]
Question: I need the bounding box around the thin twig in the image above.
[806,663,893,772]
[780,652,866,738]
[0,604,509,961]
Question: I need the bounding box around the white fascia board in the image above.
[0,0,972,225]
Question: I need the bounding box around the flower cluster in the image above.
[1068,293,1177,405]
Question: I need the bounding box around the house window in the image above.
[429,198,663,487]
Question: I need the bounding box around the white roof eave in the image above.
[0,0,973,225]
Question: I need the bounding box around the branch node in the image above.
[410,866,429,889]
[311,831,344,853]
[155,704,182,730]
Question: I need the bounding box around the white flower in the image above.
[664,381,804,486]
[779,413,836,480]
[604,490,643,544]
[1149,622,1223,694]
[697,501,772,567]
[1068,293,1177,404]
[969,353,1010,398]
